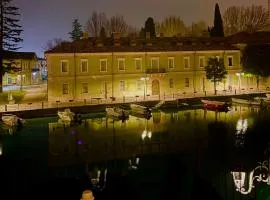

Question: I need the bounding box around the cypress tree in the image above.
[69,19,83,41]
[209,3,224,37]
[144,17,156,38]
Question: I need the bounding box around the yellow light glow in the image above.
[231,171,254,195]
[236,118,248,134]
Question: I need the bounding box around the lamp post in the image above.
[236,72,244,92]
[140,77,149,100]
[231,147,270,195]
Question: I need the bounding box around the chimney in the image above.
[96,39,103,47]
[81,32,89,39]
[112,32,121,46]
[130,39,136,47]
[112,32,121,40]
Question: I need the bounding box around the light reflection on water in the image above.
[1,105,269,199]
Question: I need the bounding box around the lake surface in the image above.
[1,105,270,200]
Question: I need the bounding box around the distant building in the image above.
[45,36,250,102]
[3,51,40,87]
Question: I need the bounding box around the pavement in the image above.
[0,84,268,113]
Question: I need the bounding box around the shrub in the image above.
[0,93,8,104]
[11,90,26,104]
[0,90,26,104]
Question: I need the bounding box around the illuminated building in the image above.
[2,51,41,87]
[45,35,250,102]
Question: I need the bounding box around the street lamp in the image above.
[236,72,245,92]
[140,77,149,100]
[231,158,270,195]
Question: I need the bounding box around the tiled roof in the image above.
[3,51,37,60]
[227,31,270,44]
[45,37,239,54]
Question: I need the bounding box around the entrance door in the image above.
[152,79,160,95]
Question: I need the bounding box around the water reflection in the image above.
[37,105,270,199]
[48,106,258,165]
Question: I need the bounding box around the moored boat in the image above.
[1,114,25,127]
[201,99,229,111]
[231,98,262,106]
[130,103,151,115]
[57,108,75,122]
[105,106,129,119]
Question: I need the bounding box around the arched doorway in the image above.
[152,79,160,95]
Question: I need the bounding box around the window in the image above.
[228,56,233,67]
[184,57,190,69]
[168,57,174,69]
[169,78,174,88]
[61,60,68,73]
[119,80,125,91]
[118,58,125,71]
[81,60,88,72]
[137,80,142,91]
[151,58,159,68]
[62,84,68,94]
[100,59,107,72]
[134,58,142,70]
[7,77,12,85]
[82,83,88,93]
[184,78,190,87]
[199,57,205,68]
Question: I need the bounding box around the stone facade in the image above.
[45,37,258,102]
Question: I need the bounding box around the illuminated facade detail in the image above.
[129,157,140,170]
[45,38,249,102]
[2,51,40,87]
[232,160,270,195]
[236,118,248,135]
[141,129,152,140]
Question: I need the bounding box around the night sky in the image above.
[14,0,267,57]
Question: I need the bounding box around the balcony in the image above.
[146,68,166,74]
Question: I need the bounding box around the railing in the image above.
[0,89,268,113]
[146,68,166,74]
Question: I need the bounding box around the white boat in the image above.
[154,101,165,108]
[57,108,75,122]
[254,96,270,103]
[105,107,129,119]
[130,103,151,115]
[1,114,25,126]
[231,98,262,106]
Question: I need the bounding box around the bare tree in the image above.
[126,26,138,37]
[107,14,128,35]
[85,11,108,37]
[188,21,208,37]
[156,16,187,37]
[223,5,268,35]
[43,38,63,51]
